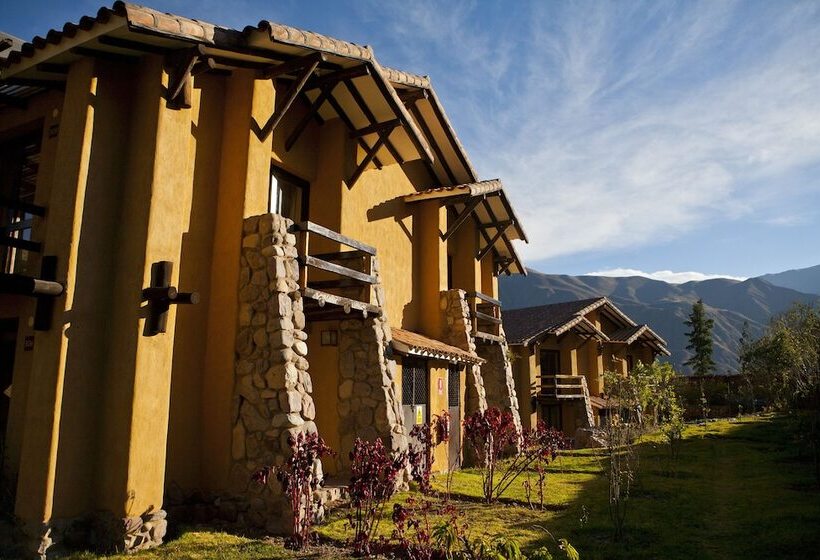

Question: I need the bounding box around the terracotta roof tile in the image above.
[391,328,484,365]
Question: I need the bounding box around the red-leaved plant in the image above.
[408,411,451,495]
[252,431,334,550]
[522,421,569,510]
[463,407,520,503]
[347,437,407,556]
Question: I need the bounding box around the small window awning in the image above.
[609,325,671,356]
[391,327,485,365]
[402,179,527,275]
[555,316,608,341]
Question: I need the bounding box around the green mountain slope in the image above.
[499,270,819,374]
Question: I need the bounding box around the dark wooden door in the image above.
[447,365,462,469]
[0,319,17,447]
[402,358,428,439]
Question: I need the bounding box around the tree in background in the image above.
[684,299,716,377]
[741,303,820,485]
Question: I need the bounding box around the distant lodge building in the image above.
[503,298,669,437]
[0,2,529,556]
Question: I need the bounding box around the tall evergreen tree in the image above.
[684,299,716,376]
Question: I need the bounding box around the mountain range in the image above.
[498,265,820,375]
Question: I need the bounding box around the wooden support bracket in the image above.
[166,45,211,110]
[347,121,399,188]
[476,222,510,261]
[442,196,484,241]
[141,261,199,336]
[256,53,324,141]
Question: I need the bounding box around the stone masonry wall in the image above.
[440,289,487,416]
[230,214,319,533]
[476,327,523,440]
[337,257,408,470]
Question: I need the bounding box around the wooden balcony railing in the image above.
[537,374,589,400]
[288,220,381,321]
[467,291,503,344]
[1,197,45,275]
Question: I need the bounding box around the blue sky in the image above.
[4,0,820,282]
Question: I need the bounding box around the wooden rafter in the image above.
[323,90,384,170]
[305,64,370,91]
[256,53,325,140]
[350,118,402,139]
[348,128,393,188]
[398,88,428,104]
[97,35,168,55]
[408,102,457,184]
[480,196,519,268]
[0,93,27,109]
[166,45,209,109]
[477,222,512,261]
[286,86,334,151]
[344,80,405,165]
[442,195,483,241]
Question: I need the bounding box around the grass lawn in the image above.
[60,415,820,559]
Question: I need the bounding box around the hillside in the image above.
[760,264,820,295]
[499,270,820,374]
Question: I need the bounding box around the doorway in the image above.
[447,364,462,469]
[401,357,428,436]
[0,319,18,453]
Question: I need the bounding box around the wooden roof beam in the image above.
[442,195,483,241]
[477,222,511,261]
[348,132,389,188]
[257,51,325,80]
[255,53,324,140]
[408,102,457,184]
[344,80,405,165]
[305,64,370,90]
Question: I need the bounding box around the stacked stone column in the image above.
[476,329,523,441]
[337,257,408,469]
[230,214,318,532]
[440,289,487,416]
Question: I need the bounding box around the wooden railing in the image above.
[1,197,45,275]
[288,220,381,319]
[467,291,503,343]
[537,374,588,400]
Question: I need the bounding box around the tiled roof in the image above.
[609,324,669,355]
[391,328,484,365]
[403,179,503,202]
[502,298,607,345]
[253,20,373,60]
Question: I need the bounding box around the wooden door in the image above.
[447,364,462,469]
[402,358,428,440]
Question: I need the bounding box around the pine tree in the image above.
[684,299,715,377]
[738,320,751,375]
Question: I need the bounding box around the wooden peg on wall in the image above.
[142,261,199,336]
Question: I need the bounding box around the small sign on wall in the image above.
[24,336,34,351]
[437,377,444,395]
[415,405,424,425]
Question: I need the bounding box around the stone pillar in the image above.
[476,329,523,440]
[440,289,487,416]
[230,214,318,533]
[337,256,407,469]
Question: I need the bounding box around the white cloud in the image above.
[359,1,820,263]
[586,268,747,284]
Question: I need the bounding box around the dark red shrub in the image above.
[347,437,407,556]
[253,431,334,549]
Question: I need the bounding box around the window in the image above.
[448,364,461,408]
[626,355,634,373]
[268,166,308,222]
[540,350,560,375]
[1,130,41,274]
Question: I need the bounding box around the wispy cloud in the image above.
[587,268,747,284]
[354,1,820,265]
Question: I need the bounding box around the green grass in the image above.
[63,415,820,559]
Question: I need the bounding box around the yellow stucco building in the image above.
[504,298,669,439]
[0,3,528,556]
